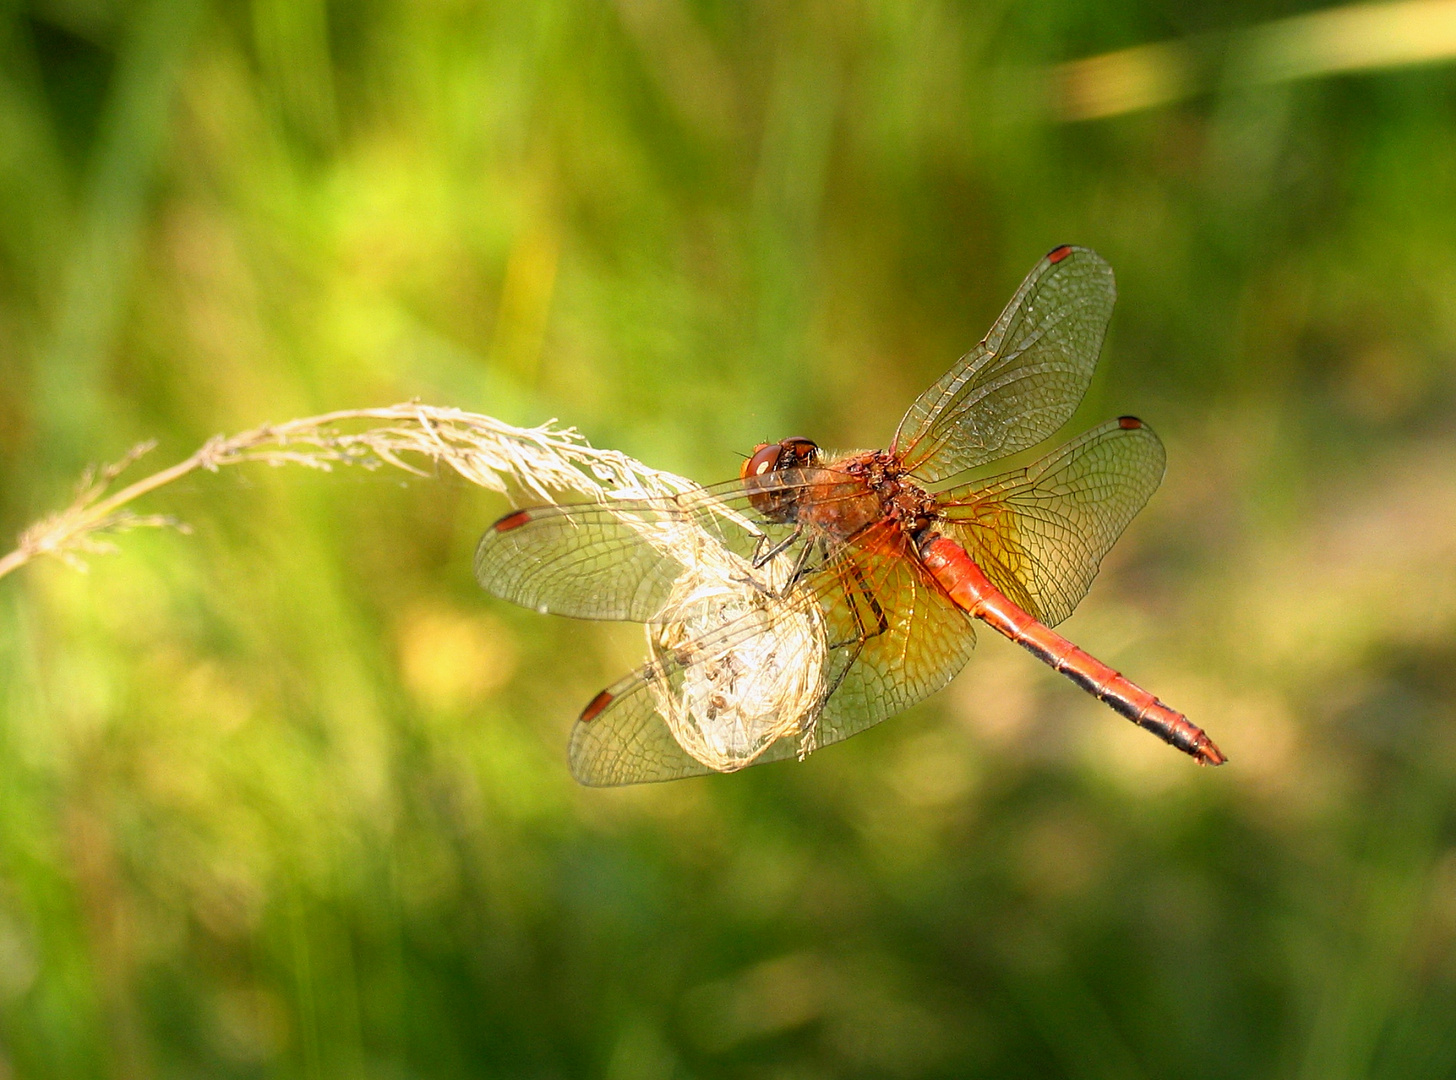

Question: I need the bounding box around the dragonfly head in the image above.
[741,437,819,480]
[741,437,820,521]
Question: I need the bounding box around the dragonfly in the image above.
[476,246,1225,785]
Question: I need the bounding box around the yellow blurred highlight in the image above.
[396,603,518,712]
[949,648,1039,752]
[491,226,560,385]
[1057,0,1456,121]
[1056,41,1194,122]
[1244,0,1456,84]
[888,728,977,808]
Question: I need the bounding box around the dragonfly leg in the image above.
[750,531,769,564]
[733,530,820,600]
[799,638,861,759]
[782,532,825,587]
[824,558,891,649]
[845,557,891,640]
[800,557,891,757]
[752,526,804,570]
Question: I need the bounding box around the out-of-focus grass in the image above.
[3,0,1456,1076]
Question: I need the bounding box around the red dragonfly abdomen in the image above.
[919,536,1226,766]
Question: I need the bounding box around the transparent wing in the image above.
[475,469,861,622]
[478,503,700,622]
[568,524,977,786]
[567,592,814,786]
[567,673,723,785]
[892,246,1116,483]
[810,523,978,749]
[936,418,1165,627]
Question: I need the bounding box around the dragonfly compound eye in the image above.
[741,443,784,481]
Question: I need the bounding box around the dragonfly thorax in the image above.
[839,449,940,540]
[772,447,940,546]
[743,438,942,540]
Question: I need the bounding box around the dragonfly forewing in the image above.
[893,245,1116,483]
[474,476,811,622]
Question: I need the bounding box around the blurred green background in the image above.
[3,0,1456,1075]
